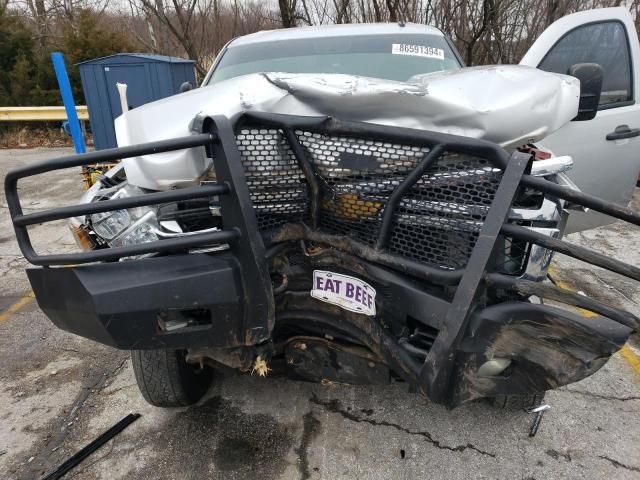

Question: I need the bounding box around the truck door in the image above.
[520,7,640,232]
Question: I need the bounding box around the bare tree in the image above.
[386,0,399,21]
[11,0,636,74]
[279,0,298,27]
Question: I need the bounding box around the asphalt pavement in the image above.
[0,148,639,480]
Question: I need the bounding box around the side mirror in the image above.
[569,63,603,121]
[179,81,194,93]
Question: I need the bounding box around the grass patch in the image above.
[0,123,93,148]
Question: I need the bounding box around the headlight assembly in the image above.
[90,210,131,240]
[111,223,159,247]
[75,179,225,258]
[110,212,159,248]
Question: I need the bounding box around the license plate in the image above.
[310,270,376,316]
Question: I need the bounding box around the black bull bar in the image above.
[5,112,639,405]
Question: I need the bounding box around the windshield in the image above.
[206,33,461,85]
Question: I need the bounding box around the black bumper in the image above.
[27,254,255,349]
[26,250,632,405]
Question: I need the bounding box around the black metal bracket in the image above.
[205,115,275,343]
[419,151,531,402]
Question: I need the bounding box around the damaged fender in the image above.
[452,302,632,405]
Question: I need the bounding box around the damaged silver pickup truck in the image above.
[5,9,640,410]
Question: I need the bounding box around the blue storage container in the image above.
[78,53,196,150]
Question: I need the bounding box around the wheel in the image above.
[489,393,546,410]
[131,349,213,407]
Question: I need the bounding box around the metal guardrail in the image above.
[0,106,89,121]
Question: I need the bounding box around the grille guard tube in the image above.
[4,134,234,265]
[485,273,640,331]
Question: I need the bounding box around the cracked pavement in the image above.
[1,148,639,479]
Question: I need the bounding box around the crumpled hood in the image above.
[116,65,579,190]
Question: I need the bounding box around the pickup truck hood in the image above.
[115,65,579,190]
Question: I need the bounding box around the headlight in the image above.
[90,210,131,240]
[110,215,159,247]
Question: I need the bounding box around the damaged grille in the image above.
[237,128,502,270]
[387,156,499,269]
[236,130,309,231]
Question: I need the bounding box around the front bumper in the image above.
[26,251,632,406]
[6,112,640,407]
[27,254,250,349]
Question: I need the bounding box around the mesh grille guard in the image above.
[237,127,502,270]
[231,112,640,402]
[5,112,639,404]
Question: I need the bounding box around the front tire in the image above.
[131,349,213,407]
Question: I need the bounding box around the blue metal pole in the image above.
[51,52,86,154]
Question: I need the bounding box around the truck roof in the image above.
[230,22,445,47]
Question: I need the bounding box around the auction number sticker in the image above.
[311,270,376,316]
[392,43,444,60]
